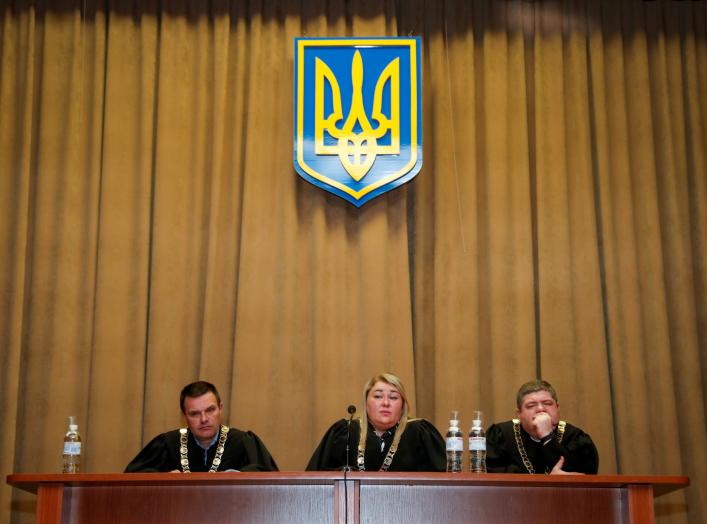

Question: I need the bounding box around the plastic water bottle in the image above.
[62,416,82,473]
[445,411,463,473]
[469,410,486,473]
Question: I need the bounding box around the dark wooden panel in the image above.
[627,485,654,524]
[68,484,334,524]
[36,484,63,524]
[6,472,689,524]
[359,485,623,524]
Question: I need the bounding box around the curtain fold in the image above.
[1,1,704,523]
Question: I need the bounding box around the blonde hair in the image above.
[358,373,410,465]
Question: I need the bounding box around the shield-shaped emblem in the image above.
[294,37,422,207]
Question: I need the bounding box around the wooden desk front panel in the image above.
[7,472,689,524]
[358,484,625,524]
[64,484,334,524]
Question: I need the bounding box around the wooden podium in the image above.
[7,472,688,524]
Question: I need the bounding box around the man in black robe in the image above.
[125,381,278,472]
[486,379,598,474]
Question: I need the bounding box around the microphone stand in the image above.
[343,405,356,524]
[344,405,356,472]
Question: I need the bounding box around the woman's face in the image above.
[366,381,404,432]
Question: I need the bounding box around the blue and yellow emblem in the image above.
[294,37,422,206]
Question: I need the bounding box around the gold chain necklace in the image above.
[179,425,229,473]
[357,425,400,472]
[512,419,566,474]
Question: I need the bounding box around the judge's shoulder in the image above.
[487,420,515,432]
[403,417,445,438]
[147,426,260,442]
[325,418,360,430]
[414,417,442,427]
[406,417,435,428]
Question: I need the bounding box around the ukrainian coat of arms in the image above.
[294,37,422,206]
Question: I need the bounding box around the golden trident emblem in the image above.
[314,50,400,181]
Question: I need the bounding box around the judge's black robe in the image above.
[486,420,598,474]
[124,427,278,472]
[306,418,446,472]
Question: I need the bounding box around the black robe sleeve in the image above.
[486,423,525,473]
[305,419,354,471]
[231,429,279,472]
[543,424,598,474]
[401,419,446,472]
[124,433,174,472]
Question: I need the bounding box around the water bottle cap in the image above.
[471,410,483,428]
[449,410,459,428]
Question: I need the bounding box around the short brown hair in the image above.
[180,381,221,413]
[516,380,558,409]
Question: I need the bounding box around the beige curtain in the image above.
[1,1,704,523]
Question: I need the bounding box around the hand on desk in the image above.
[550,456,585,475]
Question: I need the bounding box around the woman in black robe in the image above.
[306,373,446,472]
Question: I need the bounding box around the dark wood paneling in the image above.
[359,485,621,524]
[627,485,655,524]
[69,484,333,524]
[36,484,63,522]
[7,472,688,524]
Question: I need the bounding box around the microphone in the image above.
[344,405,357,472]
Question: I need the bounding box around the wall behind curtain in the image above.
[1,1,705,523]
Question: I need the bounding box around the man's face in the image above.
[517,390,560,434]
[366,381,404,432]
[183,392,223,444]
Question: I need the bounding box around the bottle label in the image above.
[469,436,486,451]
[446,437,463,451]
[63,442,81,455]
